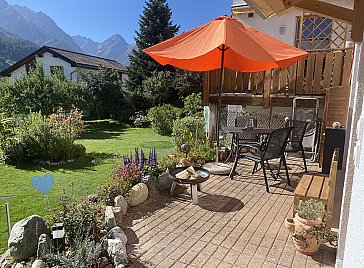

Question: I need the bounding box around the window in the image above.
[50,66,64,76]
[295,14,347,50]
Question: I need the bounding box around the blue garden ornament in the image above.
[31,174,54,194]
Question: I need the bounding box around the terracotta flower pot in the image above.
[292,213,323,255]
[284,218,295,232]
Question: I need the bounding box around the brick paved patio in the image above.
[122,159,336,268]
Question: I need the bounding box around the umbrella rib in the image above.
[218,46,230,52]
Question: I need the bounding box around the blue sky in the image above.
[6,0,232,44]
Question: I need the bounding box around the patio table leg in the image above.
[191,184,199,205]
[170,181,177,196]
[197,183,202,192]
[229,146,240,179]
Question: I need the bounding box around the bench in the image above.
[293,148,339,228]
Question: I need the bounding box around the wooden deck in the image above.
[122,159,336,268]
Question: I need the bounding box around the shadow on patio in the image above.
[124,159,336,268]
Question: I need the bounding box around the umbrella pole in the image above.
[216,44,226,163]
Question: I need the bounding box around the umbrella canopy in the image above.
[143,16,308,72]
[143,16,308,163]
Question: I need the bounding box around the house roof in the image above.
[1,46,127,77]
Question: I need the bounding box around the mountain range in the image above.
[0,0,135,71]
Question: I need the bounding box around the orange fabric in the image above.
[143,16,308,72]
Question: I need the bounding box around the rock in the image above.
[36,234,51,259]
[143,175,159,197]
[157,172,173,191]
[112,207,124,226]
[126,183,148,206]
[114,196,128,215]
[105,206,116,229]
[8,215,47,262]
[106,239,128,268]
[107,227,127,245]
[31,260,46,268]
[12,264,24,268]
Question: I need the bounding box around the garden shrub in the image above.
[183,92,203,117]
[147,104,182,136]
[100,162,142,205]
[172,115,206,148]
[157,154,180,173]
[0,110,86,163]
[50,193,104,247]
[0,64,90,116]
[100,148,158,205]
[130,111,150,128]
[44,239,102,268]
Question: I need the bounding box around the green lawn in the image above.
[0,120,174,253]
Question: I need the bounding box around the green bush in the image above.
[49,192,104,247]
[44,239,102,268]
[100,161,142,205]
[130,111,150,128]
[0,110,86,163]
[147,104,182,136]
[183,92,203,117]
[172,115,206,148]
[0,64,90,116]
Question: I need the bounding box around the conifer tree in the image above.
[125,0,179,110]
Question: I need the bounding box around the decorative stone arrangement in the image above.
[0,173,175,268]
[0,183,151,268]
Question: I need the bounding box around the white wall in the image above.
[41,51,78,81]
[233,0,353,48]
[235,9,300,46]
[337,35,364,267]
[9,51,78,82]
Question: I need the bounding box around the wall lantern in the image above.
[52,223,65,253]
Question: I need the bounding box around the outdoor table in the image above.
[222,126,274,177]
[168,167,210,205]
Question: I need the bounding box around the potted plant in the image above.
[285,199,337,255]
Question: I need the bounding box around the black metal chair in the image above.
[229,127,294,193]
[224,116,258,163]
[284,119,310,172]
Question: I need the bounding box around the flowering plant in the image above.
[123,148,158,176]
[49,191,104,247]
[100,148,159,205]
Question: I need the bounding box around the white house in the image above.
[231,0,353,50]
[232,1,364,267]
[0,46,126,82]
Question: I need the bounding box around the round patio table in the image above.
[168,167,210,205]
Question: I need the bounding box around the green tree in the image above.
[125,0,180,110]
[79,68,125,119]
[174,70,203,99]
[142,70,174,106]
[0,64,89,116]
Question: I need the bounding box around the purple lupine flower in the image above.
[135,148,140,166]
[148,149,152,165]
[140,149,145,170]
[123,156,128,166]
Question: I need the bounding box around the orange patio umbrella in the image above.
[144,16,308,162]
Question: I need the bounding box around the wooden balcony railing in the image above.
[203,47,354,108]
